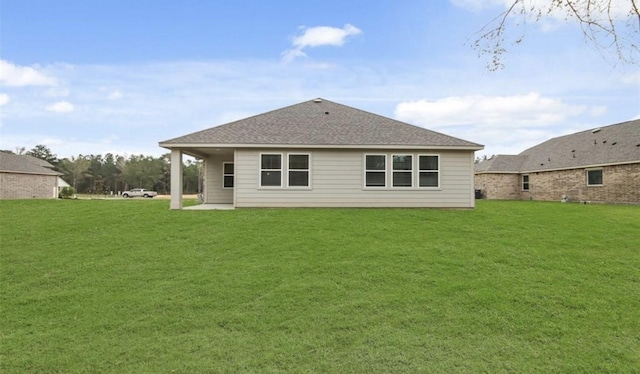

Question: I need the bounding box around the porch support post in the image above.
[170,149,183,210]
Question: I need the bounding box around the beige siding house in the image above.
[160,98,483,209]
[0,153,61,199]
[475,120,640,204]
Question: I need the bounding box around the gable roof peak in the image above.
[160,98,483,149]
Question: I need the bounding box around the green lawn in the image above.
[1,200,639,373]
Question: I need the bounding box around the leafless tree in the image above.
[474,0,640,70]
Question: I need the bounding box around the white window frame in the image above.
[522,174,530,191]
[287,153,311,188]
[392,154,413,188]
[586,169,603,186]
[259,153,283,188]
[222,162,234,189]
[364,154,387,188]
[418,154,440,189]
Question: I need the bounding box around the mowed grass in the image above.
[1,200,639,373]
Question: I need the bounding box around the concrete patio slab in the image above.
[184,204,235,210]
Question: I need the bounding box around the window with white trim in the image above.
[288,154,310,187]
[392,155,413,187]
[586,169,603,186]
[223,162,234,188]
[418,155,439,188]
[365,154,386,187]
[260,154,282,187]
[522,175,530,191]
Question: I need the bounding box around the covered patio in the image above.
[166,148,235,210]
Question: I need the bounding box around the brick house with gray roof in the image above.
[475,119,640,204]
[160,98,483,209]
[0,152,62,199]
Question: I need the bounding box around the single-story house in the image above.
[0,152,63,199]
[475,119,640,204]
[159,98,484,209]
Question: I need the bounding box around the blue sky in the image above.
[1,0,638,158]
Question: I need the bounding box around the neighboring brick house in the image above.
[0,152,62,199]
[475,119,640,204]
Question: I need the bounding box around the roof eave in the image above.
[159,143,484,151]
[475,170,522,174]
[0,169,62,176]
[475,159,640,174]
[522,159,640,173]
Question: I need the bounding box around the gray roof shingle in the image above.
[160,98,483,149]
[474,155,527,173]
[23,155,55,168]
[0,152,60,176]
[476,119,640,173]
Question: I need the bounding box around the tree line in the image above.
[7,145,202,195]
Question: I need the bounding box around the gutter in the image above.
[158,143,484,151]
[474,159,640,174]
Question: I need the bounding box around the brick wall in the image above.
[474,173,520,200]
[0,172,57,199]
[475,163,640,204]
[525,163,640,204]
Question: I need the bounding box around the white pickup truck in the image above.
[122,188,157,198]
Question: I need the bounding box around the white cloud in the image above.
[293,24,362,48]
[45,87,70,97]
[0,60,57,87]
[590,105,607,116]
[282,24,362,62]
[395,92,586,128]
[0,133,152,159]
[281,48,308,63]
[107,90,123,100]
[0,58,634,159]
[0,93,9,106]
[46,101,75,113]
[449,0,503,11]
[471,127,560,156]
[621,71,640,85]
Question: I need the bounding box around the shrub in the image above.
[59,186,76,199]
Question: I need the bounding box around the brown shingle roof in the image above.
[519,119,640,171]
[0,152,60,176]
[160,98,482,149]
[475,119,640,173]
[23,155,55,168]
[474,155,527,173]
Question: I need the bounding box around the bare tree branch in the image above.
[473,0,640,70]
